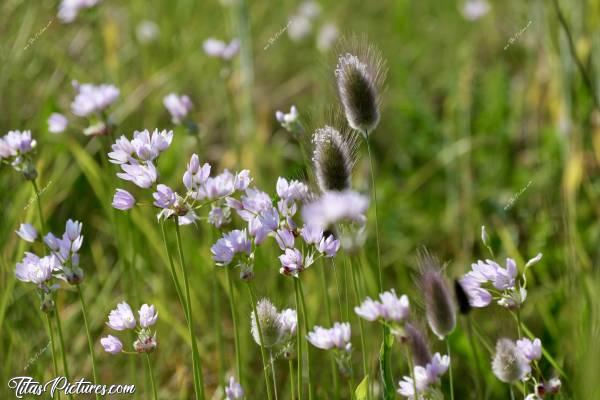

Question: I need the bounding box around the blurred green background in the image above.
[1,0,600,398]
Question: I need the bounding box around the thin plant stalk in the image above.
[54,310,73,400]
[365,137,382,291]
[446,338,454,400]
[77,285,100,400]
[465,317,483,398]
[509,385,515,400]
[212,269,226,387]
[160,222,186,313]
[247,282,274,400]
[32,180,72,400]
[404,346,418,400]
[288,359,295,400]
[330,258,344,320]
[226,267,243,384]
[319,260,340,397]
[296,278,314,400]
[349,257,369,383]
[270,350,279,400]
[173,220,205,400]
[46,314,61,400]
[145,354,158,400]
[293,280,303,400]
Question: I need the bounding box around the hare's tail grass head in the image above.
[418,248,457,340]
[312,119,359,193]
[334,35,387,137]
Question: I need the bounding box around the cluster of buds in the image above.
[275,105,303,134]
[101,302,158,355]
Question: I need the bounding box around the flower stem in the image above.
[270,350,279,400]
[465,317,483,398]
[296,278,314,400]
[53,310,73,400]
[145,354,158,400]
[173,220,205,400]
[77,285,100,400]
[365,137,382,291]
[509,385,515,400]
[226,267,243,384]
[405,346,418,400]
[46,314,61,400]
[160,222,186,313]
[293,280,303,400]
[247,282,274,400]
[446,338,455,400]
[516,308,522,339]
[288,359,295,400]
[320,260,340,398]
[349,257,369,387]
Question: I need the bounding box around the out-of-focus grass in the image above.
[1,0,600,398]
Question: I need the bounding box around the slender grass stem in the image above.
[319,260,340,397]
[160,222,186,315]
[349,257,369,384]
[212,269,226,387]
[173,221,205,400]
[516,308,522,339]
[77,286,100,400]
[405,346,418,400]
[330,258,344,320]
[296,278,314,400]
[288,359,295,400]
[465,317,483,398]
[226,267,243,384]
[509,385,515,400]
[270,350,279,400]
[247,282,274,400]
[46,314,61,400]
[53,310,73,400]
[365,137,382,291]
[293,280,303,400]
[31,180,46,238]
[145,354,158,400]
[446,338,455,400]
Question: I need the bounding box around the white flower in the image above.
[203,38,240,60]
[100,335,123,354]
[516,338,542,361]
[225,376,244,399]
[302,190,368,229]
[136,20,159,43]
[307,322,351,351]
[48,113,68,134]
[15,253,57,285]
[317,23,339,52]
[461,0,490,21]
[16,223,38,243]
[138,304,158,328]
[70,81,119,117]
[58,0,101,24]
[163,93,193,124]
[288,15,312,41]
[107,302,137,330]
[279,308,297,337]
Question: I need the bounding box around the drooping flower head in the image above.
[0,130,38,179]
[419,250,456,339]
[203,38,240,60]
[397,352,450,399]
[334,37,387,135]
[302,190,368,230]
[355,289,410,323]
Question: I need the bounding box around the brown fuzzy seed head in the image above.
[334,37,387,135]
[405,323,432,367]
[312,125,356,192]
[419,251,456,339]
[454,279,472,315]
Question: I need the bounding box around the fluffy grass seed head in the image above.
[251,298,283,348]
[312,125,358,192]
[419,250,457,339]
[334,36,387,136]
[492,338,531,383]
[404,323,432,367]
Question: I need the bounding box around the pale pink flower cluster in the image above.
[355,289,410,323]
[460,254,542,309]
[307,322,352,352]
[203,38,240,60]
[102,302,158,354]
[398,353,450,399]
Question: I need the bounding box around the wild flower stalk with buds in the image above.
[101,302,159,400]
